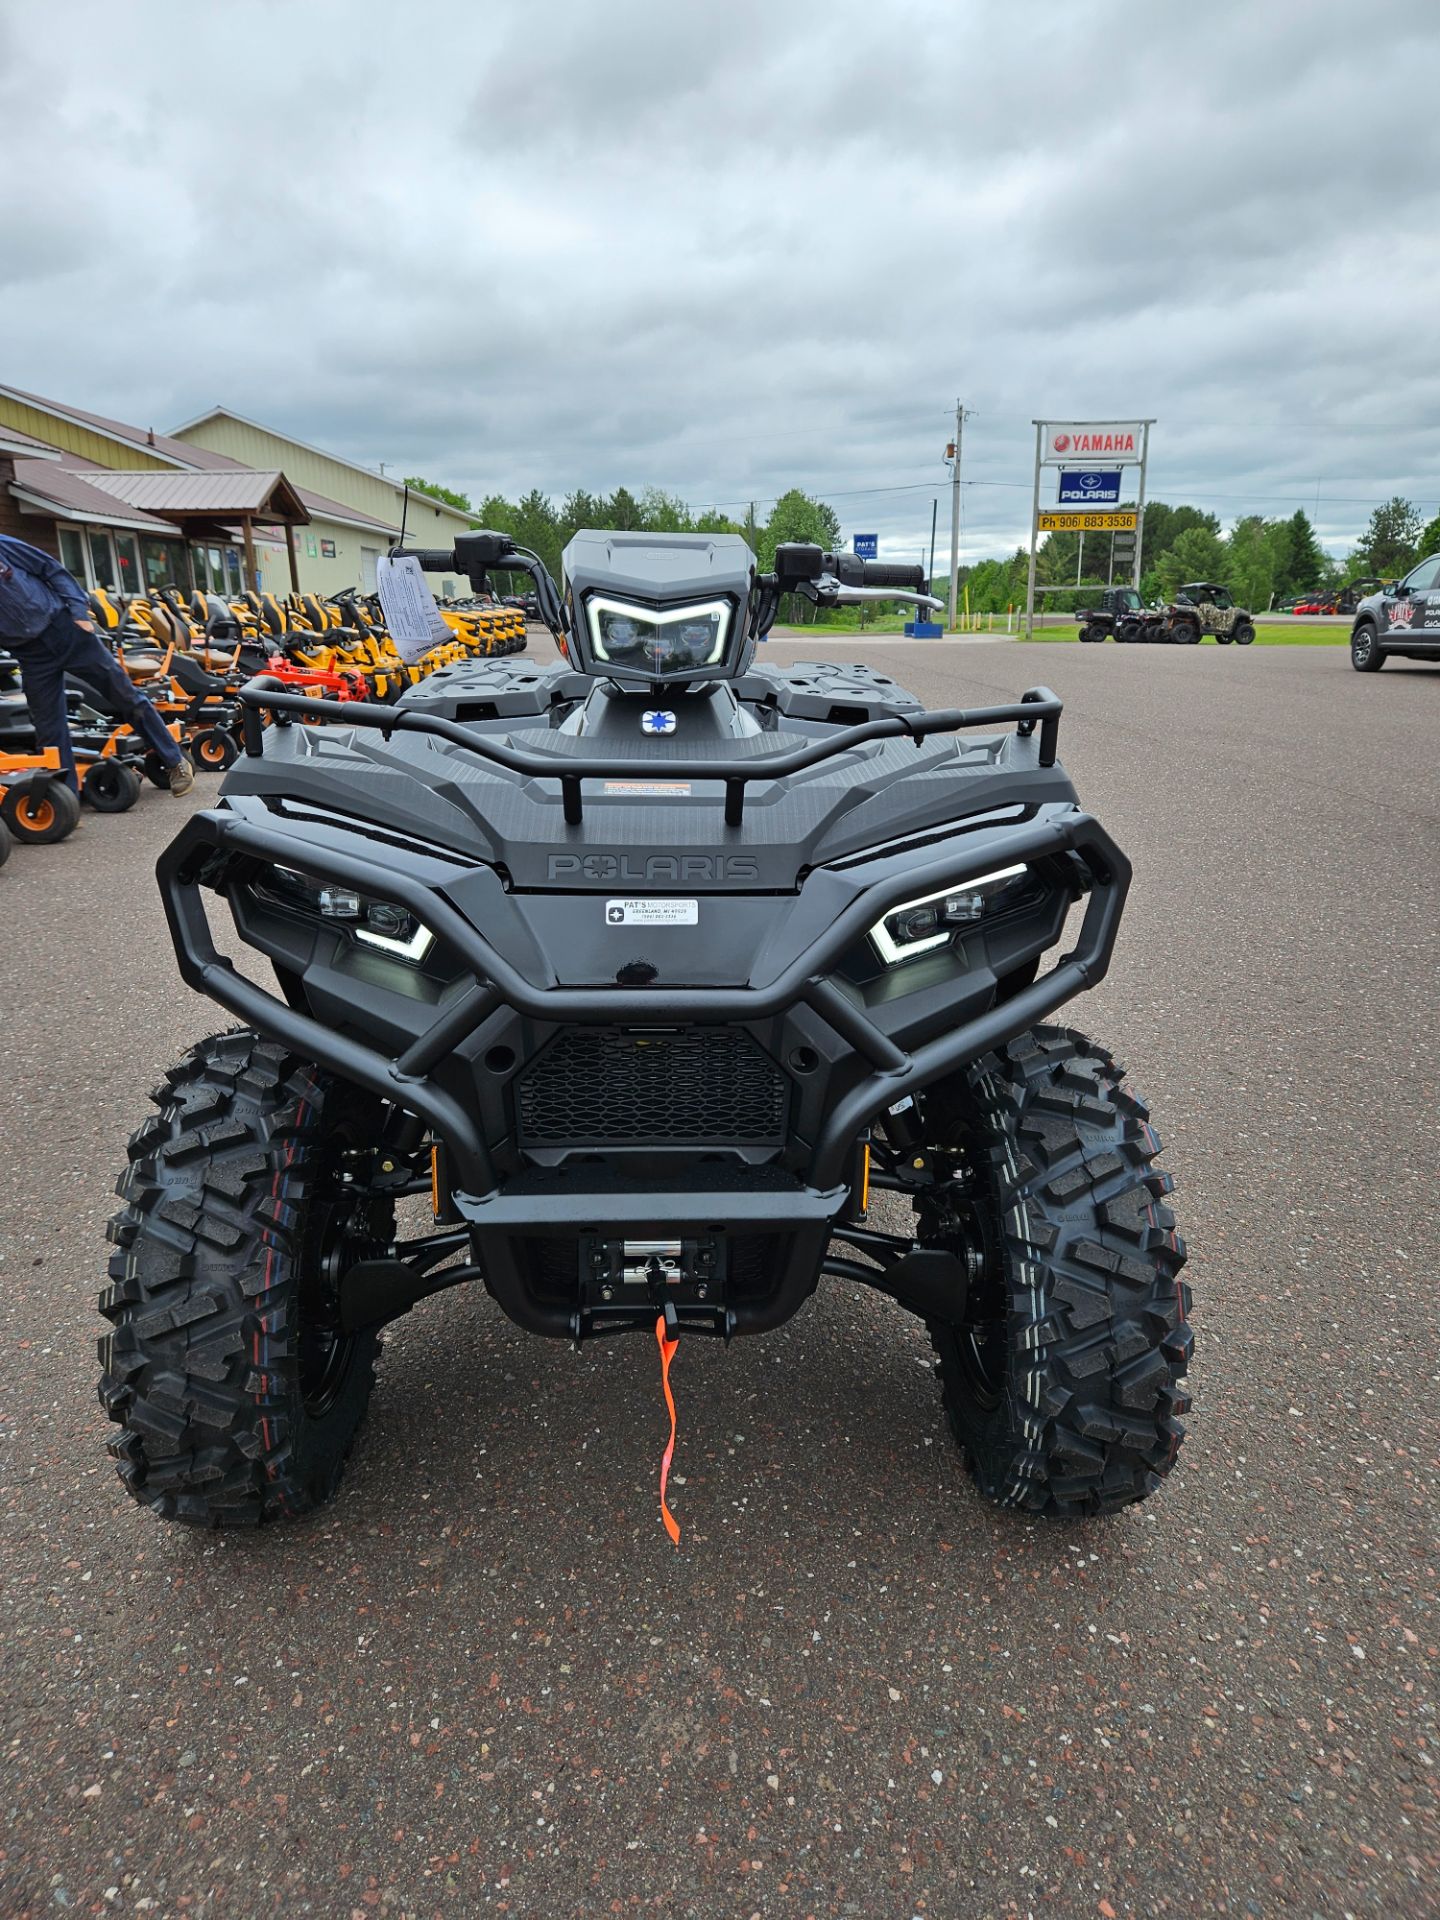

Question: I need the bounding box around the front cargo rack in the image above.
[237,675,1064,826]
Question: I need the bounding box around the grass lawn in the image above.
[1019,622,1346,645]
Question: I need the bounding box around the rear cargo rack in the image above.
[237,676,1063,826]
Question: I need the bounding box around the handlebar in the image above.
[408,548,457,569]
[771,543,926,594]
[859,560,926,591]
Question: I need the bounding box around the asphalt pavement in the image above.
[1,640,1436,1918]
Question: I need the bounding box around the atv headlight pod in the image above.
[869,863,1029,965]
[258,866,436,963]
[586,596,731,677]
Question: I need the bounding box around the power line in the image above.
[706,474,1439,513]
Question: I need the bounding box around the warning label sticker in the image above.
[604,899,699,927]
[601,781,693,796]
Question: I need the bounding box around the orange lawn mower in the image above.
[0,660,178,813]
[0,745,82,846]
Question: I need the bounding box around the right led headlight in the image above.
[869,863,1030,965]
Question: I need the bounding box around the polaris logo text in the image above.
[548,853,760,882]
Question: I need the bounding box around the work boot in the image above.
[169,756,196,798]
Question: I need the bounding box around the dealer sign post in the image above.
[1025,419,1154,636]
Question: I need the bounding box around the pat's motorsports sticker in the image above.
[605,899,699,927]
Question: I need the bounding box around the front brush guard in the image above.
[157,804,1130,1207]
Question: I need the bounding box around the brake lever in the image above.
[811,575,944,610]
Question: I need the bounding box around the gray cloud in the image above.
[1,0,1436,562]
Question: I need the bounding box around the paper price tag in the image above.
[375,555,454,664]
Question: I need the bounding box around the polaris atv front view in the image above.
[99,527,1191,1531]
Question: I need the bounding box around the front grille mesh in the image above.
[517,1027,787,1147]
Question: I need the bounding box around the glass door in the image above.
[113,531,142,598]
[57,526,87,584]
[86,528,117,590]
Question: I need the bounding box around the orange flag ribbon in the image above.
[655,1314,681,1545]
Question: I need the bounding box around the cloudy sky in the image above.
[3,0,1437,565]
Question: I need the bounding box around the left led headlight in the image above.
[870,863,1029,965]
[257,867,435,963]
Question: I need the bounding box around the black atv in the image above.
[1075,587,1160,645]
[99,528,1191,1531]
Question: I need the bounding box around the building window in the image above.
[58,526,87,583]
[142,539,175,589]
[207,546,227,593]
[114,531,142,596]
[224,548,243,596]
[86,529,116,589]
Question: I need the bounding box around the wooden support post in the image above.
[242,515,258,592]
[284,520,300,593]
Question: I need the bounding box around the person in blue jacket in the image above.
[0,532,193,795]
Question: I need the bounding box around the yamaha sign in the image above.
[1042,422,1143,466]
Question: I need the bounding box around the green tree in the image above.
[638,488,694,533]
[476,493,518,534]
[693,507,743,536]
[1267,508,1325,598]
[403,475,473,513]
[509,489,562,582]
[1415,510,1440,564]
[1227,514,1277,611]
[961,552,1027,616]
[558,490,602,543]
[1352,496,1423,577]
[1156,525,1228,598]
[758,489,841,572]
[1135,502,1220,580]
[604,487,644,531]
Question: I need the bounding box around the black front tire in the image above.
[1079,623,1106,643]
[99,1031,393,1526]
[920,1026,1191,1517]
[189,725,240,771]
[1232,619,1255,645]
[0,817,11,868]
[82,759,142,812]
[1351,624,1384,672]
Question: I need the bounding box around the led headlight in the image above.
[586,597,731,677]
[870,863,1029,965]
[258,867,436,963]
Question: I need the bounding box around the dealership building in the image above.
[0,385,475,599]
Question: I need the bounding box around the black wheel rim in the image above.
[915,1158,1007,1407]
[298,1131,385,1417]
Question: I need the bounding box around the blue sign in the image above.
[1058,469,1122,504]
[852,533,878,559]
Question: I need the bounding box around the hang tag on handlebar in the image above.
[375,556,454,664]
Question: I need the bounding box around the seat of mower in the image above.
[170,653,231,698]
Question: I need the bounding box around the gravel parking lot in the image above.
[2,640,1435,1918]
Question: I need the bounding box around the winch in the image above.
[579,1233,731,1336]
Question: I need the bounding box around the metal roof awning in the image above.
[78,468,310,526]
[9,460,183,532]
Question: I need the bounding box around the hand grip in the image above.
[408,549,457,569]
[863,561,926,590]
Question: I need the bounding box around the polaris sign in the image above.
[1058,469,1122,504]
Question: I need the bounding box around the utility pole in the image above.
[946,401,969,631]
[927,498,938,590]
